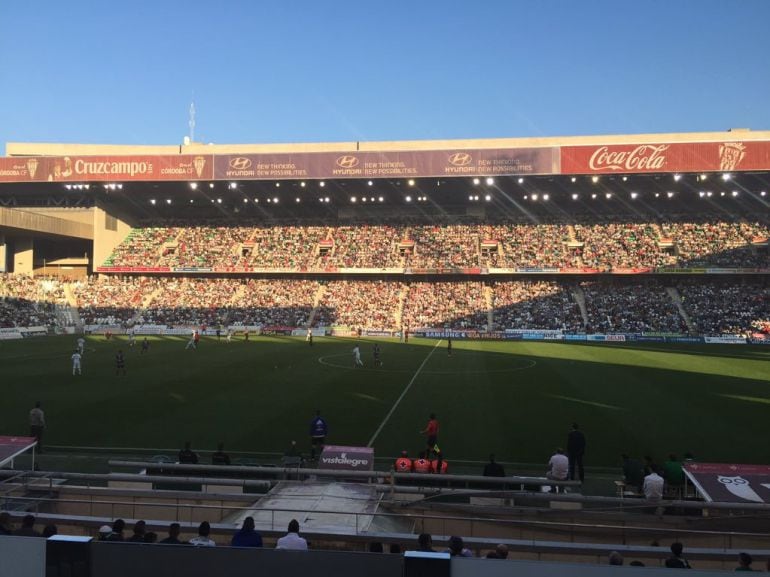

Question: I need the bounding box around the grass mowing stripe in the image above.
[366,340,442,448]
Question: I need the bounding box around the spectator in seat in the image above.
[447,536,472,557]
[231,516,262,548]
[621,454,645,493]
[160,522,183,545]
[643,467,665,504]
[128,520,146,542]
[665,542,692,568]
[395,450,413,472]
[178,441,199,464]
[189,521,215,547]
[547,448,569,481]
[212,442,231,466]
[105,519,125,541]
[42,524,58,538]
[735,552,753,571]
[486,544,509,559]
[483,454,505,477]
[14,514,41,537]
[608,551,624,565]
[276,519,308,550]
[417,533,435,552]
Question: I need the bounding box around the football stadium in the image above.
[1,131,770,575]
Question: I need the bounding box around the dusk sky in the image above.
[1,0,769,152]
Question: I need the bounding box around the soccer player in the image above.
[127,328,136,348]
[185,330,197,350]
[140,337,150,354]
[194,330,201,349]
[76,337,85,355]
[373,343,382,367]
[307,328,313,346]
[226,328,233,343]
[71,350,82,375]
[115,350,127,376]
[352,345,363,367]
[447,337,452,357]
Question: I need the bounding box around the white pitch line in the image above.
[367,339,442,448]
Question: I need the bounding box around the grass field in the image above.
[2,334,769,470]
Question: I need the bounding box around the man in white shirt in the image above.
[71,351,82,375]
[643,468,665,502]
[76,337,85,355]
[547,448,569,480]
[188,521,216,547]
[275,519,307,550]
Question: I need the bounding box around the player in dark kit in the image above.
[373,343,382,367]
[115,350,127,376]
[309,410,328,460]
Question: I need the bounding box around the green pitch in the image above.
[1,335,769,469]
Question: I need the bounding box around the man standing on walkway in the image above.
[309,410,328,461]
[29,402,46,453]
[420,413,439,458]
[567,422,586,483]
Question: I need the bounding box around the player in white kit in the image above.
[71,351,82,375]
[77,337,85,355]
[352,345,363,367]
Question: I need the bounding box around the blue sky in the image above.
[1,0,769,151]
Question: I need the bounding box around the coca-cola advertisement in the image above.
[561,141,770,174]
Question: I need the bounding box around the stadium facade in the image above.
[1,128,768,277]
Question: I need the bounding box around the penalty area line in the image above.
[366,339,442,448]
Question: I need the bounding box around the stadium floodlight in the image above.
[166,199,172,205]
[721,173,731,181]
[300,182,306,188]
[484,194,492,201]
[673,174,682,182]
[654,193,660,198]
[605,193,612,199]
[761,191,767,197]
[591,193,597,199]
[706,191,713,197]
[150,199,156,205]
[571,193,579,200]
[324,197,330,202]
[731,190,739,197]
[699,173,708,181]
[273,197,279,203]
[117,184,123,189]
[84,184,90,190]
[523,195,528,200]
[267,198,271,203]
[518,177,524,184]
[631,192,638,199]
[543,194,549,201]
[243,198,248,203]
[408,179,415,186]
[64,184,71,190]
[190,182,198,190]
[485,177,494,186]
[367,180,373,186]
[209,183,214,189]
[378,196,384,202]
[190,199,194,203]
[217,198,223,203]
[275,182,280,187]
[472,178,480,185]
[592,176,599,183]
[254,198,259,203]
[468,195,474,201]
[531,193,538,201]
[229,182,237,189]
[405,196,412,202]
[667,192,674,198]
[319,181,325,187]
[570,177,577,183]
[296,197,301,203]
[622,176,628,182]
[351,196,357,203]
[720,191,726,197]
[698,191,705,198]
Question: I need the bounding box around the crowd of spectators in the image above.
[101,215,768,271]
[0,274,66,328]
[72,276,160,325]
[491,281,583,331]
[226,279,319,327]
[581,281,688,334]
[678,279,770,335]
[402,282,488,330]
[314,281,404,329]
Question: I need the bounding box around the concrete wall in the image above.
[92,202,135,268]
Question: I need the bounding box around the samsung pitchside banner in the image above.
[0,155,214,182]
[561,141,770,174]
